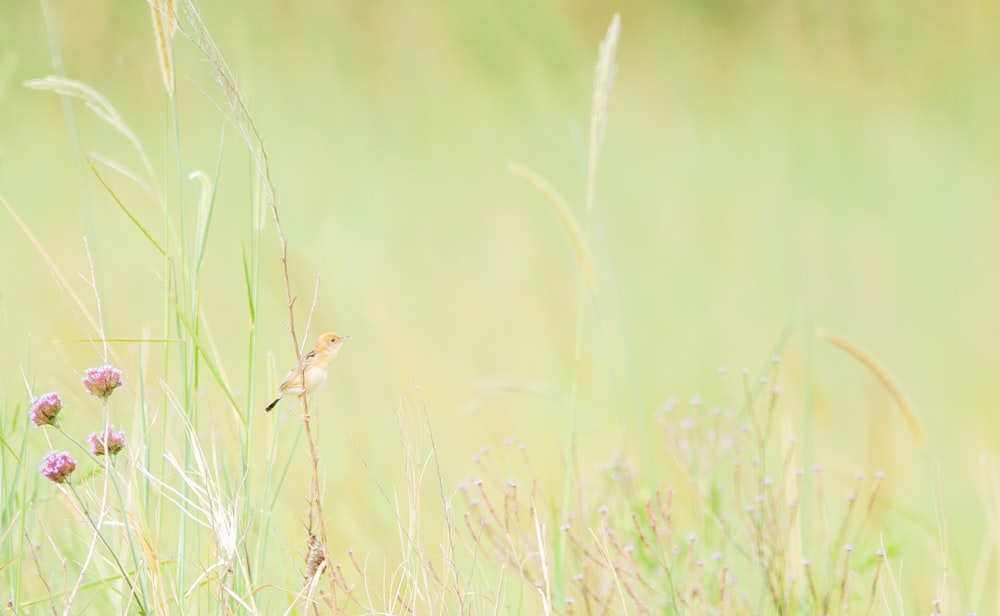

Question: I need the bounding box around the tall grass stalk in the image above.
[176,0,342,606]
[38,0,94,236]
[555,13,621,606]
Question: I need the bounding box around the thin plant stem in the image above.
[105,453,148,609]
[100,393,149,609]
[557,14,620,605]
[66,482,147,614]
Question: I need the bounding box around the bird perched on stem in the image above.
[265,332,350,412]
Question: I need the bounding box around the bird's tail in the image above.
[264,397,280,412]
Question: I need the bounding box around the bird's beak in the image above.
[341,335,352,341]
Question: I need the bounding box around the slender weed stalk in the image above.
[507,14,621,607]
[174,0,341,607]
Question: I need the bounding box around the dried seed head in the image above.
[304,534,325,579]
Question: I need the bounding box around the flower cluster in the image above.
[29,392,63,427]
[88,426,128,456]
[33,364,129,484]
[39,450,77,484]
[82,364,122,399]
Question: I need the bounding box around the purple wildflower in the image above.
[88,426,128,456]
[82,365,122,399]
[29,392,63,427]
[39,450,76,484]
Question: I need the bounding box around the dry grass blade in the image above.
[589,527,629,616]
[508,162,595,287]
[176,0,275,215]
[532,501,553,616]
[87,151,159,204]
[781,415,802,575]
[0,193,103,339]
[23,75,155,180]
[459,376,571,416]
[976,453,1000,610]
[816,328,924,445]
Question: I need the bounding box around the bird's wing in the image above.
[278,349,317,388]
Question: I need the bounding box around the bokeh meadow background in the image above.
[2,0,1000,612]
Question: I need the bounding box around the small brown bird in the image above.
[265,332,350,412]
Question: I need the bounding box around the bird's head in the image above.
[319,332,350,354]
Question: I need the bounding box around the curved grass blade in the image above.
[817,328,924,445]
[509,162,595,288]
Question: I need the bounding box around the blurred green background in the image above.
[2,0,1000,606]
